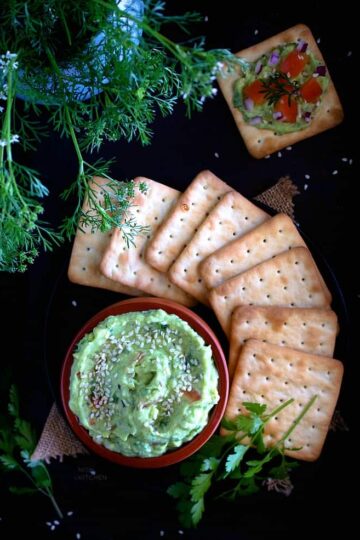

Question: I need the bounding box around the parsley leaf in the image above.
[224,445,248,476]
[0,384,62,518]
[168,396,317,527]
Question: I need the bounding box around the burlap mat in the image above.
[32,176,299,462]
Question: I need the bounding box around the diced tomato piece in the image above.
[278,50,309,78]
[300,78,323,103]
[274,95,298,123]
[243,79,266,105]
[183,389,201,402]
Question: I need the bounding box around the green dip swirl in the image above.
[69,309,219,457]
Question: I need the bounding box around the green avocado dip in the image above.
[233,41,330,134]
[69,309,219,457]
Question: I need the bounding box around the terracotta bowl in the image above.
[61,297,229,468]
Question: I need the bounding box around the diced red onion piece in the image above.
[268,50,280,66]
[273,111,283,120]
[244,98,254,111]
[303,111,311,123]
[255,61,263,75]
[249,116,262,125]
[315,65,327,76]
[297,40,308,53]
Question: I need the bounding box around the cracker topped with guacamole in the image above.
[69,310,219,457]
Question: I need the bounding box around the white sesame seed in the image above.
[347,51,352,57]
[71,300,77,307]
[341,157,348,162]
[54,520,60,525]
[317,37,321,43]
[76,534,81,540]
[160,531,165,537]
[46,522,52,526]
[277,151,282,158]
[265,155,271,159]
[304,184,308,191]
[51,526,55,531]
[214,152,219,158]
[286,146,292,151]
[305,174,310,179]
[254,29,259,35]
[178,530,184,535]
[204,15,208,22]
[332,170,338,175]
[349,159,353,165]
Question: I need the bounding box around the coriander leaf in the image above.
[235,414,263,435]
[221,417,238,431]
[179,456,202,479]
[9,486,38,495]
[191,498,205,526]
[8,385,19,418]
[237,476,260,496]
[177,499,193,529]
[269,458,299,480]
[190,473,212,502]
[252,428,266,454]
[200,457,219,472]
[199,434,234,458]
[243,402,267,415]
[167,482,189,499]
[30,464,52,489]
[0,428,15,454]
[224,445,248,476]
[14,418,37,452]
[0,454,20,471]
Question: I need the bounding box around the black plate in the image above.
[43,206,350,537]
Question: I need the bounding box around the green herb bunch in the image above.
[0,385,62,518]
[0,0,240,272]
[168,396,316,528]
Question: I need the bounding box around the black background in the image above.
[0,1,356,538]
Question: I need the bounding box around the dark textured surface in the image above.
[0,1,355,537]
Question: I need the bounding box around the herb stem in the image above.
[46,488,64,519]
[275,395,317,450]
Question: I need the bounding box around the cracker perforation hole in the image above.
[86,247,91,251]
[82,267,86,271]
[215,269,219,273]
[263,238,267,243]
[246,249,251,254]
[232,232,237,236]
[230,260,234,264]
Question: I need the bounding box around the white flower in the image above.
[0,106,4,113]
[211,87,218,95]
[0,140,7,147]
[5,51,17,60]
[10,134,20,143]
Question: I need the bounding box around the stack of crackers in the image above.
[68,171,343,461]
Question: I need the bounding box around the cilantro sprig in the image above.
[168,396,317,527]
[0,385,62,518]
